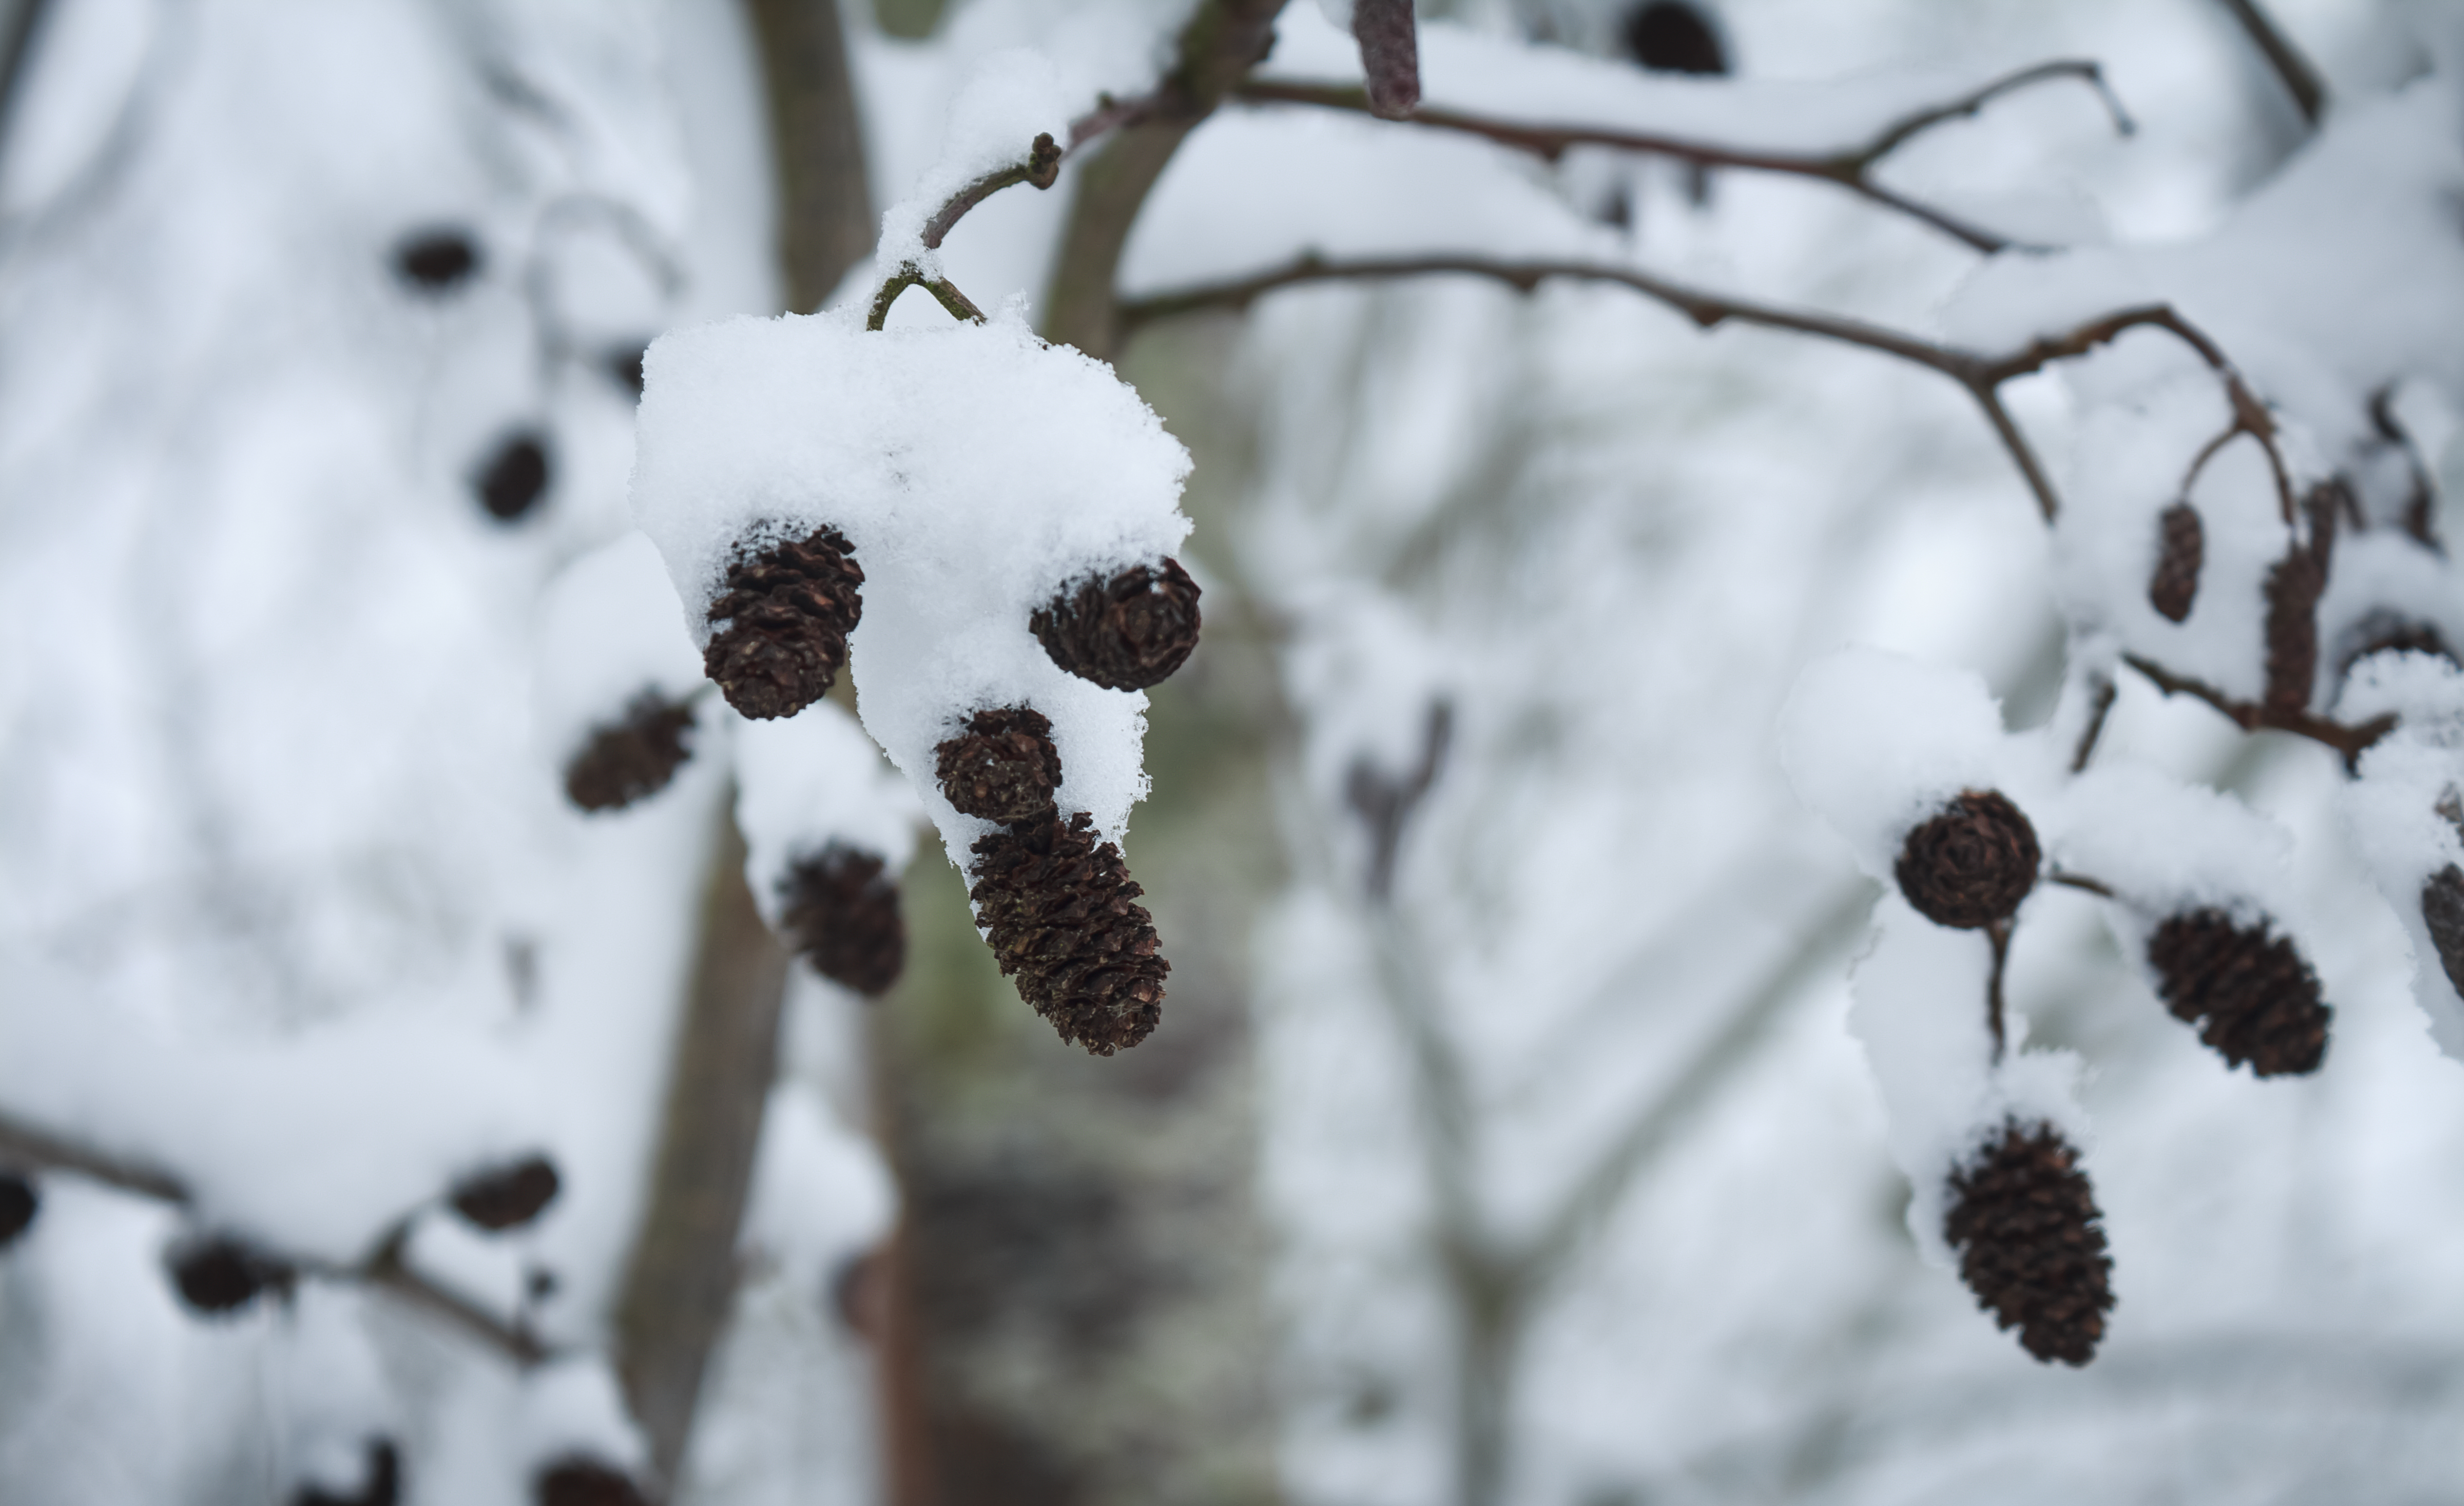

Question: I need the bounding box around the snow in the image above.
[871,48,1069,280]
[732,699,921,933]
[632,303,1191,862]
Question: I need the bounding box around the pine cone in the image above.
[1943,1120,2114,1366]
[1030,559,1201,692]
[1894,790,2040,930]
[168,1234,296,1314]
[0,1172,34,1249]
[968,812,1168,1055]
[704,527,864,720]
[1352,0,1421,118]
[294,1440,400,1506]
[2146,908,2329,1075]
[449,1155,562,1231]
[935,705,1063,823]
[474,431,552,522]
[2148,502,2203,623]
[535,1458,646,1506]
[779,843,906,997]
[2420,865,2464,999]
[563,692,695,812]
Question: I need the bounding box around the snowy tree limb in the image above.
[1236,58,2134,255]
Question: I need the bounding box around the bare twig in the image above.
[1984,918,2012,1061]
[2214,0,2327,128]
[2046,870,2117,898]
[2121,652,2393,765]
[866,266,987,329]
[920,131,1063,251]
[1236,59,2131,255]
[2070,675,2117,773]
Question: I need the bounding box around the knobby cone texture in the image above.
[448,1155,561,1231]
[970,811,1169,1056]
[2146,908,2329,1076]
[534,1458,647,1506]
[1895,789,2041,930]
[704,526,863,720]
[1944,1120,2114,1366]
[936,705,1064,823]
[563,692,696,812]
[2149,501,2203,623]
[1030,558,1202,692]
[779,843,907,997]
[2423,865,2464,998]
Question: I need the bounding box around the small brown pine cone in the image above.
[1944,1120,2114,1366]
[703,527,864,720]
[779,843,906,996]
[2420,865,2464,998]
[2262,545,2325,718]
[2148,502,2203,623]
[1352,0,1421,118]
[935,705,1063,823]
[1895,790,2041,930]
[449,1155,561,1231]
[563,692,696,812]
[967,812,1168,1055]
[1030,558,1202,692]
[168,1235,296,1315]
[534,1458,647,1506]
[2146,908,2329,1075]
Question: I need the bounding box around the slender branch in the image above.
[2214,0,2327,127]
[1235,59,2130,256]
[866,267,986,330]
[2046,870,2116,898]
[1984,918,2012,1061]
[920,131,1063,251]
[2121,652,2393,764]
[2071,675,2117,773]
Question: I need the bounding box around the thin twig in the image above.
[2214,0,2327,127]
[866,267,987,330]
[2121,652,2393,765]
[1984,918,2012,1061]
[920,132,1063,251]
[2046,870,2117,898]
[2070,675,2117,773]
[1235,59,2130,255]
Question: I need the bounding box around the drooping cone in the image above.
[935,706,1063,823]
[168,1234,297,1314]
[1030,558,1201,692]
[2148,502,2203,623]
[968,811,1168,1055]
[563,692,696,812]
[1351,0,1422,118]
[1943,1120,2114,1366]
[703,527,864,720]
[779,843,906,997]
[2423,864,2464,997]
[1894,789,2040,930]
[2146,908,2329,1075]
[448,1155,562,1231]
[534,1458,647,1506]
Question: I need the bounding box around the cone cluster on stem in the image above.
[2146,907,2329,1076]
[1895,789,2040,930]
[1030,558,1202,692]
[704,527,864,720]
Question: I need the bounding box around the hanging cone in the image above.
[779,844,907,997]
[2145,908,2329,1075]
[448,1155,562,1232]
[967,812,1168,1055]
[168,1234,297,1315]
[703,527,864,720]
[1351,0,1422,118]
[935,706,1063,823]
[2421,865,2464,997]
[563,692,696,812]
[534,1458,647,1506]
[1894,789,2040,930]
[1030,558,1202,692]
[294,1440,401,1506]
[0,1172,33,1249]
[1943,1120,2114,1366]
[2148,502,2203,623]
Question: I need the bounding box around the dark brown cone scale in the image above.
[534,1458,647,1506]
[2423,865,2464,999]
[563,692,695,812]
[703,527,863,720]
[968,811,1168,1055]
[1030,558,1202,692]
[1944,1120,2114,1366]
[935,706,1063,823]
[2149,502,2203,623]
[449,1155,561,1231]
[779,843,906,997]
[2146,908,2329,1076]
[1895,790,2041,930]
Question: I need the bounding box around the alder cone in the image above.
[168,1235,296,1314]
[1894,789,2040,930]
[449,1155,561,1231]
[779,844,906,997]
[935,705,1063,823]
[703,527,863,720]
[0,1172,34,1249]
[2148,502,2203,623]
[563,692,695,812]
[1944,1120,2114,1366]
[534,1458,647,1506]
[968,811,1168,1055]
[2419,865,2464,998]
[1030,558,1202,691]
[2146,908,2329,1076]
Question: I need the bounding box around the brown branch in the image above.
[2214,0,2327,127]
[2121,652,2393,765]
[866,267,986,329]
[920,131,1063,251]
[2070,675,2117,773]
[1984,918,2012,1061]
[1235,58,2131,255]
[2046,870,2117,898]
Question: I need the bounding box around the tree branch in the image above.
[2121,652,2393,765]
[2214,0,2327,128]
[1235,59,2131,256]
